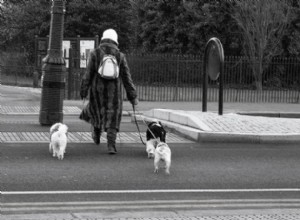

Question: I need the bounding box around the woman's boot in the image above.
[107,128,117,154]
[92,126,101,145]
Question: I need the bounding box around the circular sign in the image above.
[204,38,224,81]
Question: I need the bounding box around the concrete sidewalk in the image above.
[139,108,300,144]
[1,85,300,143]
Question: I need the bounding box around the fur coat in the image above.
[79,42,137,132]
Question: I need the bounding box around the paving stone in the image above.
[180,112,300,134]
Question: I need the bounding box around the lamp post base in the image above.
[39,111,63,126]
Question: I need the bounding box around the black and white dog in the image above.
[146,120,172,174]
[146,120,167,159]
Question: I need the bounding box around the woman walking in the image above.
[80,29,138,154]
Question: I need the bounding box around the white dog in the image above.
[154,142,171,175]
[49,123,68,160]
[146,139,158,159]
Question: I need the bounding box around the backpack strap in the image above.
[94,48,102,71]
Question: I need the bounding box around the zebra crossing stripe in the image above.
[0,106,82,115]
[0,132,194,143]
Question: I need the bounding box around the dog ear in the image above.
[161,130,167,142]
[148,121,155,127]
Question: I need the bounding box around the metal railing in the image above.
[0,65,35,87]
[1,55,300,103]
[126,54,300,103]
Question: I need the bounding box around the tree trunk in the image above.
[255,80,262,91]
[252,57,263,92]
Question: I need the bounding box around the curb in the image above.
[2,202,300,219]
[137,115,300,144]
[238,112,300,118]
[133,111,300,144]
[3,208,300,220]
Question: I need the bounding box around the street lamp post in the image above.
[39,0,66,125]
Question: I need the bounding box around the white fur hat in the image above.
[101,29,118,44]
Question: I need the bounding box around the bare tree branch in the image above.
[230,0,293,91]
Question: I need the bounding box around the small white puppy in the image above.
[49,123,68,160]
[154,142,171,175]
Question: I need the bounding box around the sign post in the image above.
[202,37,224,115]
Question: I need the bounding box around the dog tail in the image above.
[156,146,165,157]
[58,125,68,133]
[156,143,170,156]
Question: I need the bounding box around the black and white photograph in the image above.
[1,0,300,219]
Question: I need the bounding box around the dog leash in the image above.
[80,99,86,143]
[132,104,160,146]
[132,104,146,145]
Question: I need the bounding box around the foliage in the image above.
[230,0,297,90]
[0,0,51,63]
[284,0,300,56]
[0,0,134,62]
[0,0,299,77]
[130,0,240,54]
[65,0,134,51]
[182,0,242,55]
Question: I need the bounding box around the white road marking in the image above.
[3,192,300,217]
[2,188,300,195]
[2,199,300,214]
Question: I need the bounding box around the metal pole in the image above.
[33,35,39,88]
[202,43,209,112]
[174,55,179,101]
[218,65,224,115]
[68,48,73,99]
[95,35,99,48]
[216,38,224,115]
[39,0,66,125]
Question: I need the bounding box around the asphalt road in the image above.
[2,136,300,203]
[1,85,300,215]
